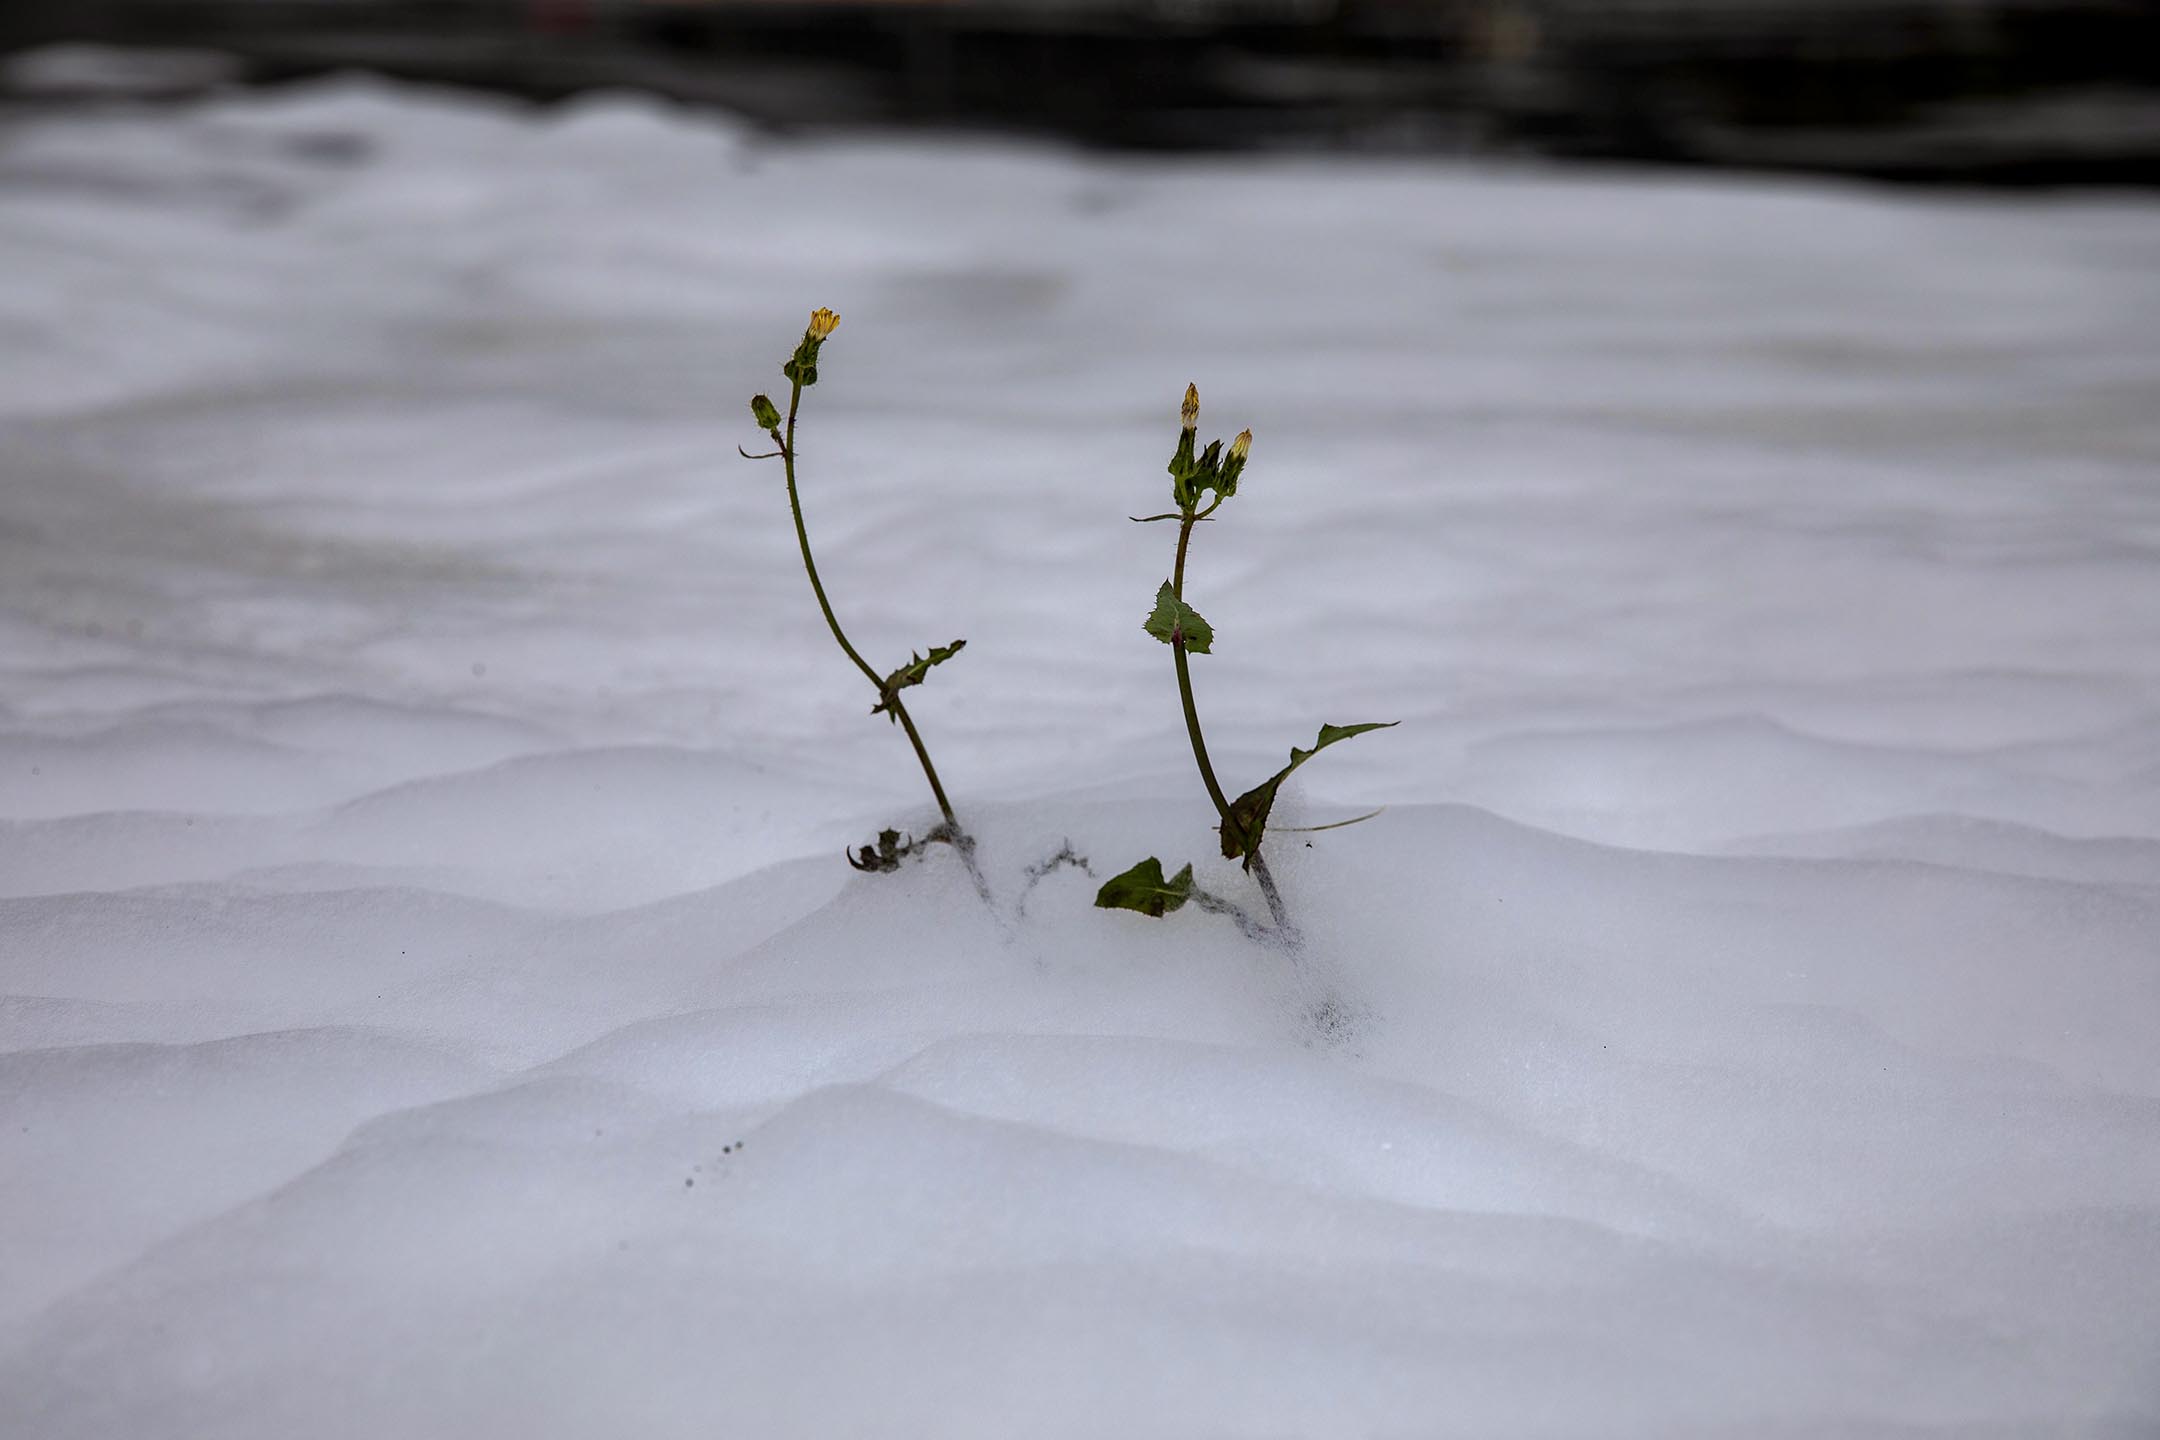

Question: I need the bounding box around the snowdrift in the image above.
[2,72,2157,1436]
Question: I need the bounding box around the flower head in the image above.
[807,307,840,340]
[1229,428,1251,461]
[1180,382,1199,431]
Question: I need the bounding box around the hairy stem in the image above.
[781,380,957,829]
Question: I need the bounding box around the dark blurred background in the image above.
[4,0,2157,183]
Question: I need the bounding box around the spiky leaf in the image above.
[1093,857,1195,917]
[872,639,966,719]
[849,828,907,872]
[1143,582,1213,655]
[1221,721,1397,863]
[1195,438,1222,485]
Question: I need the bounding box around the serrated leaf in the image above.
[1195,438,1222,484]
[1143,582,1213,655]
[1297,721,1396,760]
[1093,857,1195,917]
[872,639,966,718]
[1221,720,1398,863]
[848,828,907,872]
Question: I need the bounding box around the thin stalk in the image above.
[1170,513,1233,823]
[1170,509,1292,934]
[781,380,957,830]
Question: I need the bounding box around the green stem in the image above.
[781,380,958,829]
[1170,509,1290,933]
[1171,513,1234,825]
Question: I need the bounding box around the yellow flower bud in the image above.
[1181,382,1199,431]
[1229,429,1251,461]
[807,307,840,340]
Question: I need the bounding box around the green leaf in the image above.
[1221,720,1397,863]
[872,639,966,719]
[1143,582,1213,655]
[1093,857,1195,917]
[1195,438,1222,484]
[1301,721,1397,757]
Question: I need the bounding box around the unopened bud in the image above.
[750,393,782,431]
[784,309,840,387]
[1180,382,1199,431]
[1213,427,1251,497]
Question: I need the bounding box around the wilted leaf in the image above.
[1093,857,1195,917]
[872,639,966,719]
[1221,720,1397,863]
[1143,582,1213,654]
[849,828,908,872]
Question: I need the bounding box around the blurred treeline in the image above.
[5,0,2157,181]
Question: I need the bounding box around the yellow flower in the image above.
[807,307,840,340]
[1229,428,1251,461]
[1181,382,1199,431]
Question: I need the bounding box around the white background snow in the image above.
[2,72,2158,1436]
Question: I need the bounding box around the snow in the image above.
[3,72,2159,1435]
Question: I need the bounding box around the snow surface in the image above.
[3,75,2159,1436]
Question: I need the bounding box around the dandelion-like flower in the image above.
[1229,429,1251,461]
[1181,382,1200,431]
[808,307,840,340]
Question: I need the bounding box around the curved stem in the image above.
[1171,513,1234,824]
[890,703,956,829]
[781,380,958,828]
[1170,509,1290,934]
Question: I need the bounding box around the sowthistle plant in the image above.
[738,322,1387,937]
[741,308,977,880]
[1095,383,1394,936]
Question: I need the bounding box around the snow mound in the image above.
[2,72,2158,1436]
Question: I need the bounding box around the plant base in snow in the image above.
[1097,382,1394,937]
[745,307,976,886]
[1092,855,1284,945]
[847,821,972,874]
